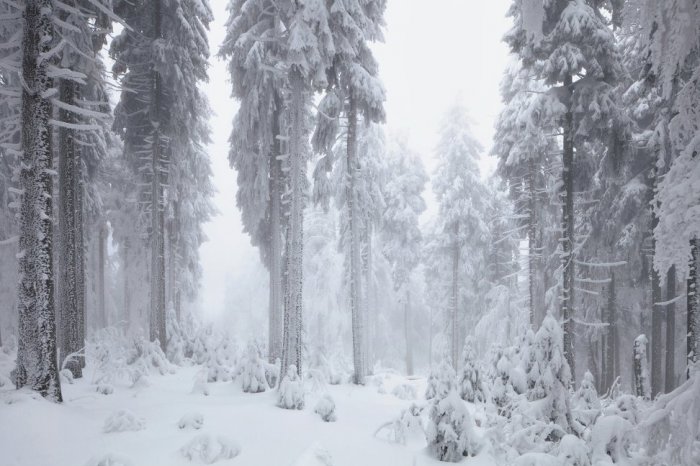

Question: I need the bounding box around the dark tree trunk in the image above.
[665,265,676,392]
[688,238,699,378]
[651,169,664,397]
[98,222,107,328]
[561,74,576,382]
[528,158,538,328]
[268,95,283,364]
[604,272,617,390]
[633,334,649,399]
[16,0,62,402]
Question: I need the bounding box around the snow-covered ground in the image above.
[0,351,493,466]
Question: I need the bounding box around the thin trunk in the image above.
[633,334,649,399]
[123,237,130,324]
[269,96,283,364]
[58,78,83,378]
[149,0,166,350]
[98,222,107,328]
[451,222,460,368]
[16,0,62,401]
[665,265,676,392]
[651,168,664,397]
[604,272,616,390]
[688,238,699,378]
[364,224,373,372]
[405,289,414,376]
[280,68,305,380]
[347,93,365,384]
[561,74,576,382]
[528,159,537,328]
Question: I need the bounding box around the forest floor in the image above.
[0,349,495,466]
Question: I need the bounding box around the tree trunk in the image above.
[58,78,83,378]
[451,222,460,368]
[604,272,616,391]
[528,158,537,328]
[346,93,365,384]
[280,68,305,381]
[268,95,283,364]
[561,74,576,382]
[405,289,414,376]
[15,0,62,402]
[665,265,676,392]
[364,223,374,372]
[123,237,131,324]
[633,334,650,399]
[98,222,107,328]
[149,0,166,350]
[651,169,664,397]
[688,238,699,378]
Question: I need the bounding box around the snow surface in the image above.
[0,361,497,466]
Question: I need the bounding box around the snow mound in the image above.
[180,434,241,464]
[178,412,204,430]
[96,384,114,395]
[512,452,561,466]
[192,369,210,396]
[391,383,417,400]
[103,410,145,433]
[291,443,334,466]
[60,368,74,384]
[556,434,590,466]
[314,394,337,422]
[239,342,268,393]
[278,365,305,409]
[84,453,134,466]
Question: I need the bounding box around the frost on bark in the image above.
[451,223,460,368]
[602,272,617,391]
[634,334,650,399]
[665,265,676,392]
[347,94,366,384]
[281,69,306,380]
[15,0,62,402]
[688,238,699,378]
[269,98,284,364]
[57,78,85,378]
[651,168,664,398]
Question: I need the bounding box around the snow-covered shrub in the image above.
[426,390,480,462]
[556,434,590,466]
[278,365,305,410]
[489,346,526,413]
[572,371,601,432]
[103,410,145,433]
[178,412,204,430]
[60,368,74,384]
[180,434,241,464]
[589,415,633,465]
[392,383,417,400]
[375,403,424,444]
[458,338,485,403]
[239,342,268,393]
[96,384,114,395]
[425,358,456,400]
[603,394,640,425]
[192,368,210,396]
[314,394,337,422]
[84,453,134,466]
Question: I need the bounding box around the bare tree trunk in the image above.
[346,93,365,384]
[651,169,664,397]
[451,222,460,368]
[665,265,676,392]
[149,0,166,350]
[528,159,538,328]
[15,0,62,402]
[633,334,650,399]
[561,74,576,382]
[364,223,374,372]
[281,68,305,380]
[98,221,107,328]
[604,272,616,391]
[688,238,699,378]
[268,96,283,364]
[123,237,131,324]
[405,289,414,376]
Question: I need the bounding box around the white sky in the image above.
[198,1,513,319]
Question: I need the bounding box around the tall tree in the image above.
[381,138,427,376]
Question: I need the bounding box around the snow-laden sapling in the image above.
[178,412,204,430]
[572,370,601,431]
[239,342,268,393]
[375,403,424,444]
[425,390,480,462]
[589,415,633,465]
[556,434,590,466]
[425,358,456,400]
[458,339,485,403]
[103,409,145,433]
[314,394,337,422]
[180,434,241,464]
[277,365,304,410]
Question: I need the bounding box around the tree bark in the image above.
[633,334,649,399]
[665,265,676,392]
[149,0,166,350]
[561,74,576,382]
[604,272,616,391]
[528,158,537,328]
[268,94,283,364]
[688,238,699,378]
[651,169,664,397]
[451,222,460,368]
[405,289,414,376]
[280,68,305,380]
[15,0,62,402]
[346,93,365,384]
[98,221,107,328]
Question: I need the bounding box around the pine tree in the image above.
[381,138,427,376]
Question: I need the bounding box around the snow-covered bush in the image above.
[459,338,485,403]
[589,415,633,465]
[603,394,640,425]
[556,434,590,466]
[375,403,424,444]
[192,368,210,396]
[103,410,145,433]
[425,358,456,401]
[314,394,337,422]
[278,365,304,410]
[180,434,241,464]
[392,383,417,400]
[239,342,268,393]
[178,412,204,430]
[426,390,480,462]
[96,384,114,395]
[572,371,601,432]
[60,368,74,385]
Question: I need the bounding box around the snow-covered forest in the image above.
[0,0,699,465]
